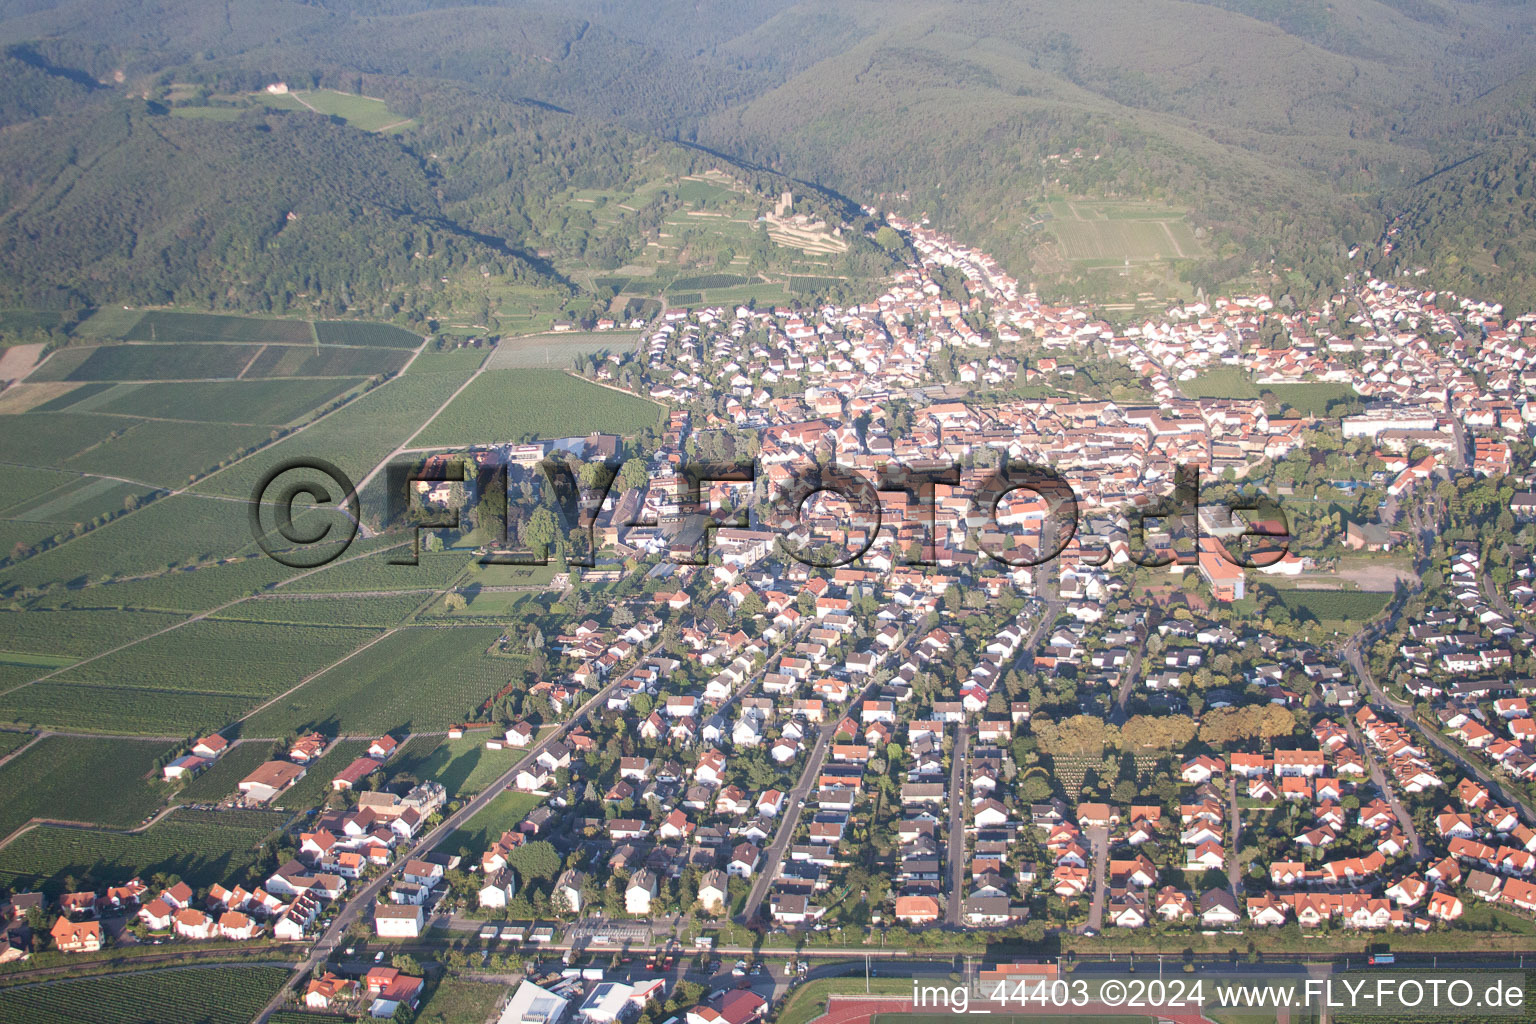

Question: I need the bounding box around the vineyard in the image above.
[0,964,290,1024]
[0,808,287,893]
[0,680,259,736]
[0,735,171,839]
[275,740,370,811]
[243,625,517,736]
[669,273,749,291]
[174,742,273,803]
[313,320,422,348]
[41,619,383,698]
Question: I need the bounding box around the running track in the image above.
[807,994,1220,1024]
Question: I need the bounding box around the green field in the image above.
[0,806,288,894]
[0,467,81,513]
[5,475,155,529]
[0,412,140,468]
[415,369,662,446]
[1266,587,1392,624]
[389,733,521,798]
[121,311,315,344]
[0,730,33,758]
[1184,366,1260,399]
[1263,381,1363,417]
[172,741,272,803]
[82,379,361,424]
[242,343,409,377]
[212,593,427,628]
[0,682,257,735]
[441,789,543,856]
[1046,199,1204,263]
[64,420,272,487]
[277,548,472,594]
[0,736,171,840]
[275,88,413,132]
[0,964,290,1024]
[193,368,478,503]
[314,320,422,347]
[30,343,265,382]
[0,608,187,659]
[415,977,508,1024]
[21,555,308,614]
[242,625,518,736]
[484,331,639,370]
[38,619,381,698]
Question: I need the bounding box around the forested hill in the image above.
[1370,68,1536,313]
[0,100,562,313]
[0,0,1532,311]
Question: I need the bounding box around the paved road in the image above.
[943,722,970,926]
[1226,778,1242,895]
[252,657,640,1022]
[739,668,886,926]
[1344,639,1536,825]
[1084,825,1109,933]
[1344,713,1427,860]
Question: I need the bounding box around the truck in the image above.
[1369,954,1395,966]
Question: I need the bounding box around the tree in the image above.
[620,458,649,493]
[524,507,558,557]
[508,840,562,883]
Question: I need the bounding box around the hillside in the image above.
[0,0,1531,308]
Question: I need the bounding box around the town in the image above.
[5,212,1536,1024]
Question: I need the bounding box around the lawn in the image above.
[241,625,519,736]
[389,733,525,798]
[0,964,291,1024]
[777,977,918,1024]
[0,735,172,840]
[282,89,413,132]
[1184,366,1259,399]
[440,789,544,857]
[1262,381,1363,417]
[414,369,663,446]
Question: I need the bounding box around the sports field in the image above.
[485,331,640,370]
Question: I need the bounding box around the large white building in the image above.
[500,981,570,1024]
